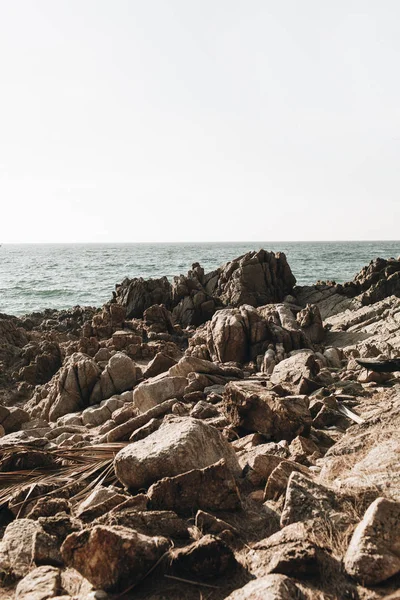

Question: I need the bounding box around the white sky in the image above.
[0,0,399,243]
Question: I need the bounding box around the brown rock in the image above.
[224,574,305,600]
[143,352,177,378]
[61,525,170,592]
[224,380,311,441]
[344,497,400,585]
[148,459,241,513]
[264,460,310,501]
[97,509,189,539]
[170,534,237,579]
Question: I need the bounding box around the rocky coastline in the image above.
[1,249,400,599]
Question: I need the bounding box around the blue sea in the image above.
[0,242,399,316]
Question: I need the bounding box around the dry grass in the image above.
[0,443,129,510]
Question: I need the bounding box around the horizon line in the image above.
[2,239,400,245]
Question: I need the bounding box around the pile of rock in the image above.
[1,250,400,599]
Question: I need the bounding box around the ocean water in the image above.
[0,242,399,317]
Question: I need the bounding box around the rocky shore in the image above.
[1,249,400,599]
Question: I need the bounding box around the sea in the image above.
[0,242,399,317]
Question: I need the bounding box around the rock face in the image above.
[224,381,312,441]
[344,497,400,585]
[341,257,400,305]
[114,250,296,326]
[61,525,170,592]
[114,417,240,489]
[320,387,400,500]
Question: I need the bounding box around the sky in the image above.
[0,0,399,243]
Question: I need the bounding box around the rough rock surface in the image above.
[344,497,400,585]
[224,380,312,440]
[61,525,170,592]
[114,417,240,489]
[148,459,241,513]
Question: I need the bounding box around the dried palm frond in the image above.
[0,443,129,509]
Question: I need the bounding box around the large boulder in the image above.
[223,381,312,441]
[344,497,400,585]
[61,525,170,592]
[114,417,240,490]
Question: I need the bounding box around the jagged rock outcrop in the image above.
[341,257,400,305]
[113,250,296,327]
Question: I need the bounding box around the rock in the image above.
[75,486,128,521]
[289,435,321,464]
[0,519,62,577]
[168,355,225,378]
[214,250,296,307]
[280,472,344,528]
[319,387,400,499]
[223,381,312,441]
[97,509,189,539]
[342,257,400,305]
[264,461,310,501]
[344,497,400,585]
[270,351,319,388]
[249,521,322,577]
[195,510,239,538]
[15,566,61,600]
[148,459,241,513]
[143,352,177,378]
[114,417,240,490]
[106,398,176,442]
[132,374,187,413]
[170,534,237,579]
[27,498,71,520]
[190,400,219,419]
[238,443,290,486]
[1,406,30,433]
[61,525,170,592]
[25,353,102,422]
[111,330,142,351]
[91,353,140,403]
[296,303,325,343]
[114,276,172,319]
[143,304,175,333]
[207,308,249,363]
[224,574,305,600]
